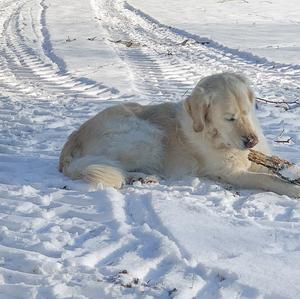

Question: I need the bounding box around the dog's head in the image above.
[184,72,259,150]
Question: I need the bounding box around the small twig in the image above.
[177,39,189,46]
[274,137,293,144]
[274,128,293,144]
[183,88,191,97]
[276,128,285,139]
[108,39,139,48]
[256,96,289,106]
[256,97,299,111]
[66,36,76,42]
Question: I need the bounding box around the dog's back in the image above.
[59,102,175,187]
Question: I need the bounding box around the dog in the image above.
[59,72,300,198]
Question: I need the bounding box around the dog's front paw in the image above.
[285,184,300,198]
[142,175,160,184]
[127,174,159,185]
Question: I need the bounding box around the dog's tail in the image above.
[62,156,125,189]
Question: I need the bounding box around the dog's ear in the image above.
[184,87,210,132]
[234,73,255,104]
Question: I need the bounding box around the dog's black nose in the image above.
[242,135,258,148]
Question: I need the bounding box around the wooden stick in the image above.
[248,149,300,184]
[248,149,293,172]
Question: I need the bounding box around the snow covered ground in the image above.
[128,0,300,65]
[0,0,300,298]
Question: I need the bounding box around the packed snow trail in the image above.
[0,0,300,298]
[128,0,300,65]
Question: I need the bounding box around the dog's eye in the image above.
[225,117,236,122]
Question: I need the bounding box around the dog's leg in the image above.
[220,171,300,198]
[249,162,270,174]
[126,172,160,185]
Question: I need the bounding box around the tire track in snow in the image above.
[0,5,128,293]
[93,0,300,104]
[0,0,126,157]
[0,0,116,100]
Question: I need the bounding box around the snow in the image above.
[0,0,300,298]
[128,0,300,65]
[280,165,300,181]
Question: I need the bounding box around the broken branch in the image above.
[248,149,300,184]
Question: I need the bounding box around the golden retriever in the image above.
[59,72,300,197]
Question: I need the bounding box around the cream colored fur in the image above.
[59,72,300,197]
